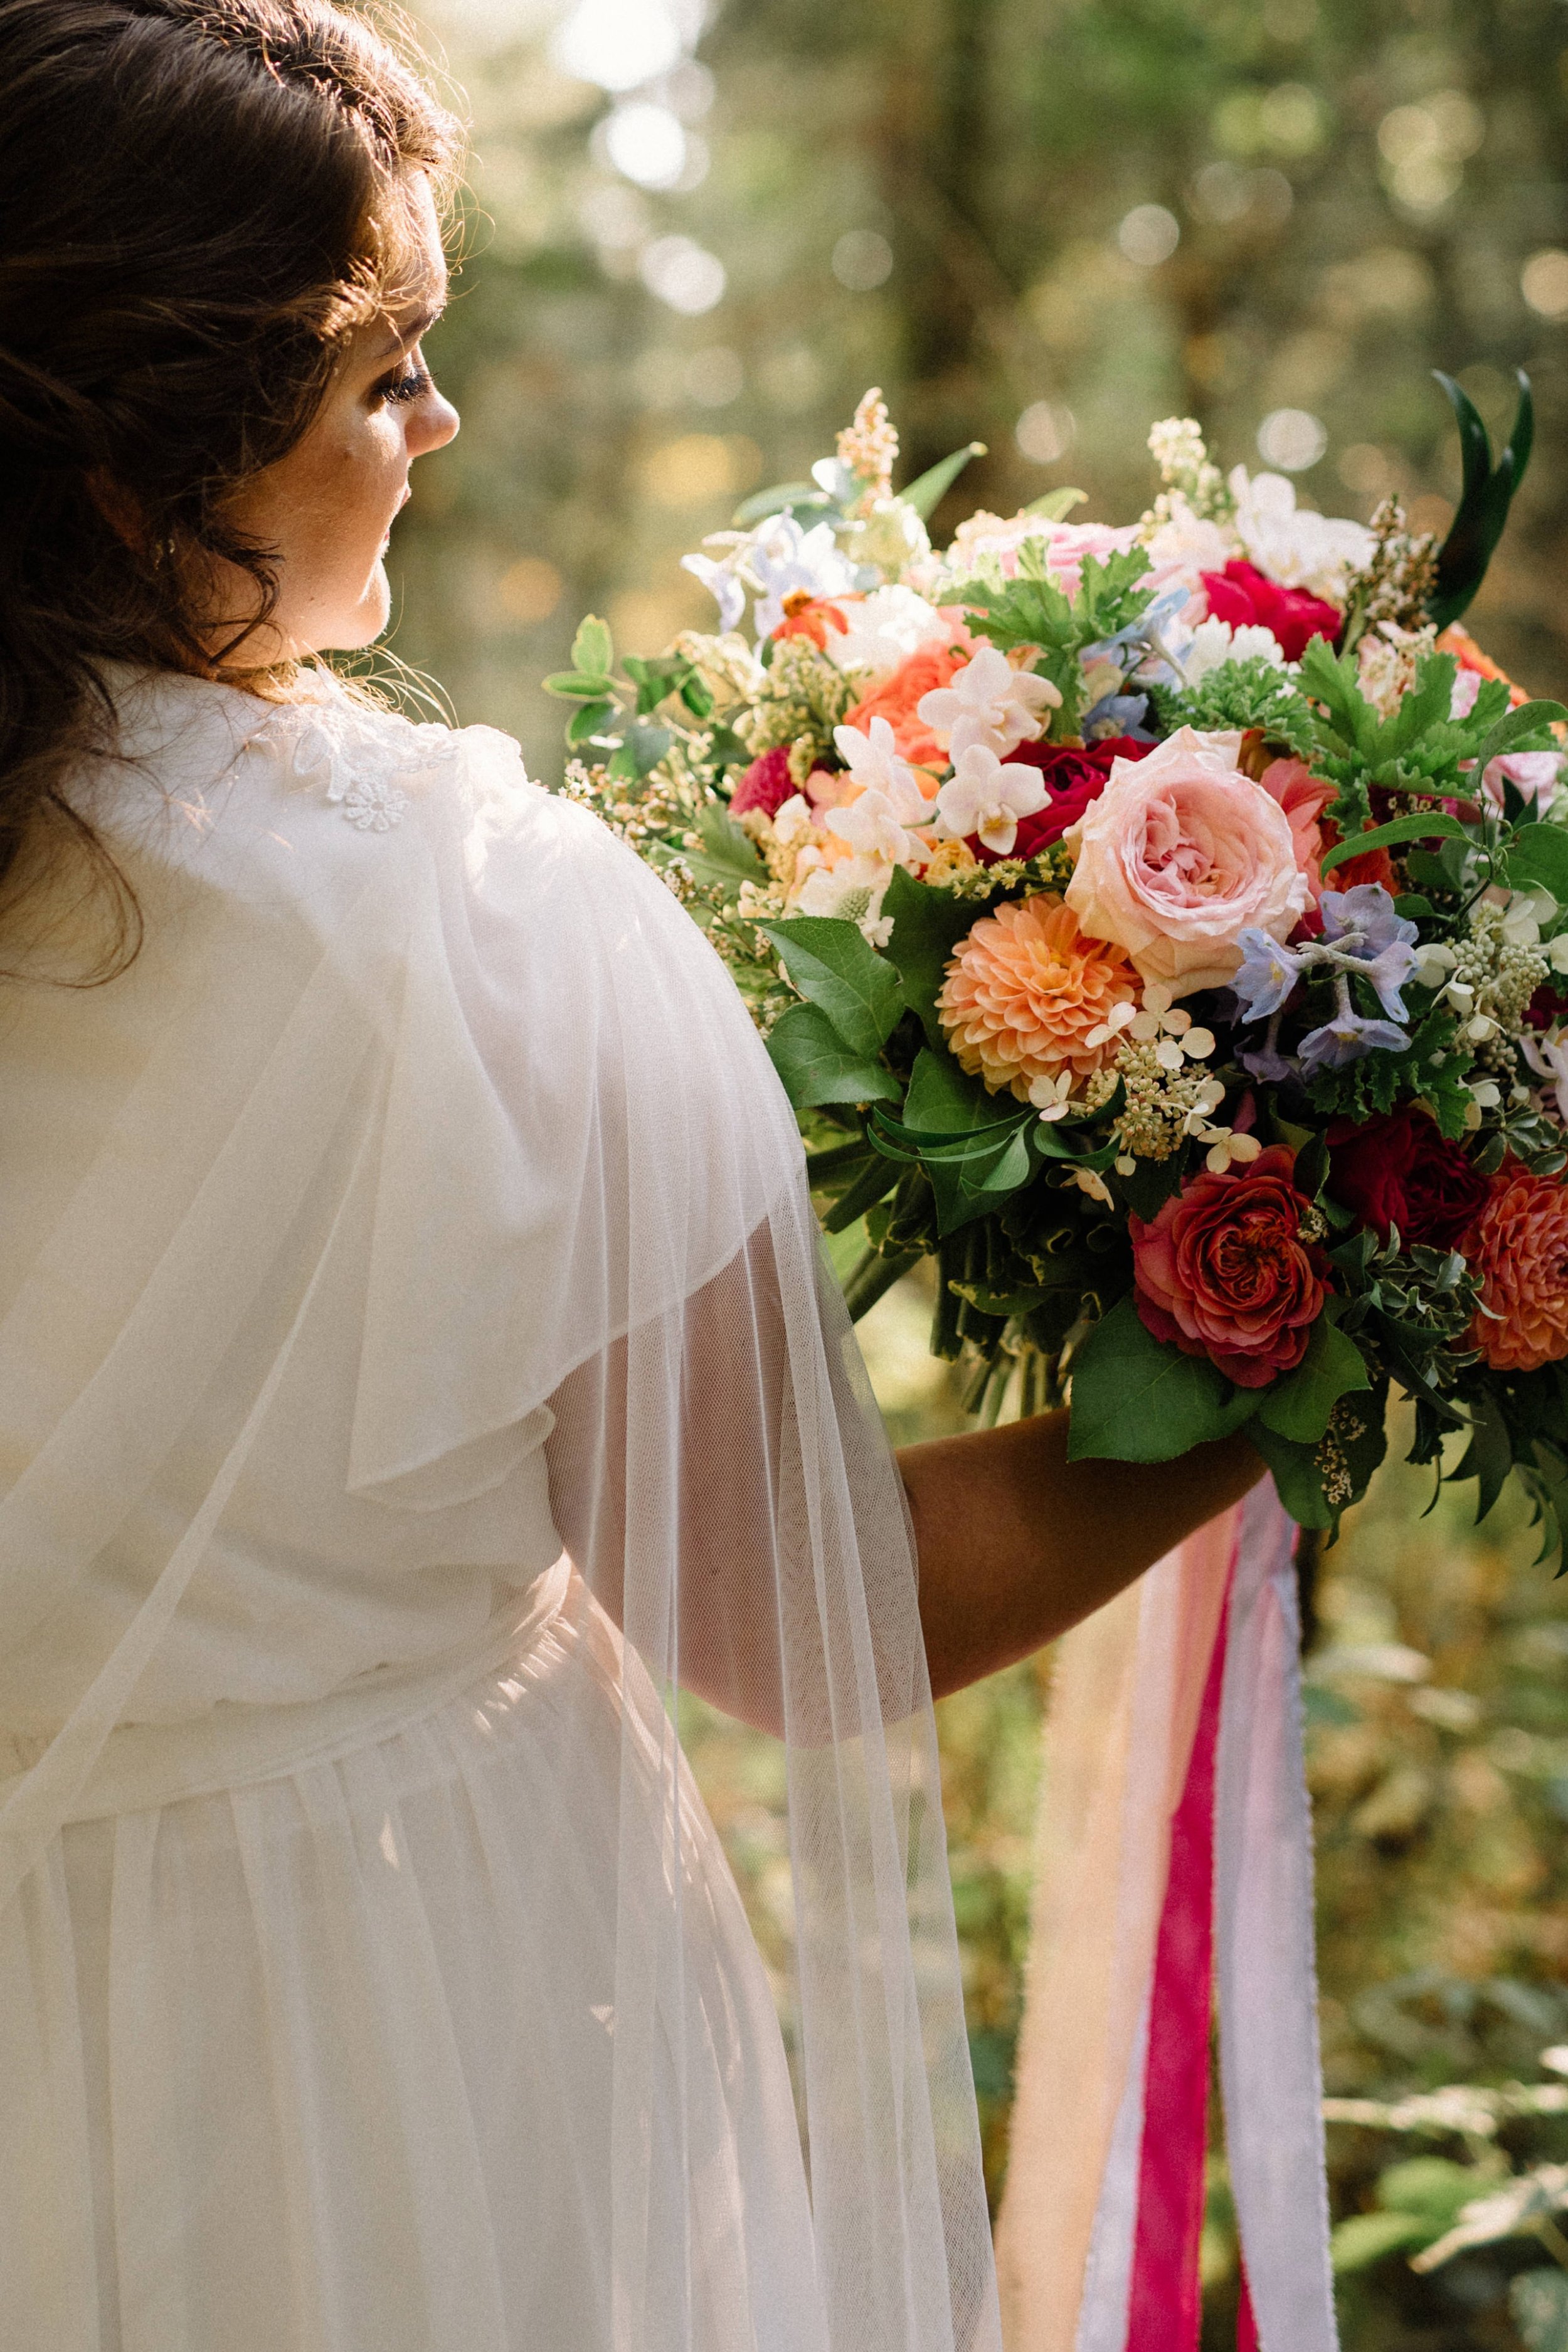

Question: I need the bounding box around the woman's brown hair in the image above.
[0,0,461,971]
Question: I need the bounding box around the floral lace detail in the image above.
[244,681,458,829]
[338,777,410,832]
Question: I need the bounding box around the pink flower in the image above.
[1130,1146,1329,1388]
[1254,755,1337,906]
[731,746,796,819]
[1062,726,1310,997]
[1199,559,1341,662]
[948,512,1143,598]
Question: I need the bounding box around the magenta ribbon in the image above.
[1123,1555,1231,2351]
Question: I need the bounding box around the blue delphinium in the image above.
[1298,1004,1412,1072]
[1232,928,1304,1022]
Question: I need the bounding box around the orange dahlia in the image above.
[936,893,1139,1101]
[1464,1165,1568,1372]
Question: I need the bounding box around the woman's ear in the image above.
[83,465,147,551]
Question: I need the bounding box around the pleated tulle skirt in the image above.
[0,1581,825,2352]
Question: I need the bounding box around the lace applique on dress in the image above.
[246,687,459,830]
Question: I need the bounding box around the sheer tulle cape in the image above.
[0,672,999,2351]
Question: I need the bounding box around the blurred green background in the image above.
[388,1,1568,2339]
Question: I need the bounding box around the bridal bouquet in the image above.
[546,382,1568,1539]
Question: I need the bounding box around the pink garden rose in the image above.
[1254,755,1337,907]
[1130,1145,1329,1388]
[1063,726,1310,996]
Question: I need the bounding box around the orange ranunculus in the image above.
[1464,1165,1568,1372]
[842,620,977,775]
[1436,622,1529,711]
[935,893,1139,1099]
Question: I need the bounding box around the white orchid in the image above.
[1522,1029,1568,1124]
[679,551,746,635]
[831,716,930,820]
[917,645,1061,759]
[824,585,945,677]
[1228,467,1374,605]
[750,515,856,637]
[934,743,1049,856]
[827,786,930,870]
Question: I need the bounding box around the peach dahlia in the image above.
[1465,1165,1568,1373]
[936,893,1139,1101]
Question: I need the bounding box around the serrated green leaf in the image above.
[901,441,986,519]
[758,916,903,1057]
[1066,1295,1258,1463]
[765,1002,902,1111]
[1259,1316,1370,1445]
[571,615,613,677]
[1320,812,1473,877]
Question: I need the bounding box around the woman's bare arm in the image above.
[899,1413,1264,1700]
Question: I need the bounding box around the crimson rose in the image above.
[1200,559,1342,664]
[967,735,1152,866]
[1130,1145,1328,1388]
[1327,1106,1489,1253]
[730,746,795,819]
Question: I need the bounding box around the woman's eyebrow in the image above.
[371,301,445,360]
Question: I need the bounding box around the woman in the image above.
[0,6,1259,2347]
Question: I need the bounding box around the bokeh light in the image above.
[831,229,894,290]
[638,235,726,314]
[1256,407,1328,470]
[1117,203,1180,267]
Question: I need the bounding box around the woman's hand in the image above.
[899,1411,1264,1700]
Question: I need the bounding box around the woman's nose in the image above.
[413,391,460,458]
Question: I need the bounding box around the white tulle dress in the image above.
[0,669,1000,2352]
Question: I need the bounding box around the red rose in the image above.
[730,746,796,819]
[1130,1145,1328,1388]
[967,735,1152,866]
[1199,559,1342,664]
[1327,1106,1490,1253]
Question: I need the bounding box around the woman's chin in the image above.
[312,566,392,654]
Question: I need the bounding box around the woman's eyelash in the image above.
[379,362,430,405]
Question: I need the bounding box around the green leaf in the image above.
[1320,812,1473,877]
[566,699,615,748]
[1067,1295,1259,1464]
[902,1046,1012,1135]
[819,1152,901,1234]
[543,671,617,701]
[1259,1317,1371,1445]
[571,615,613,677]
[758,917,903,1057]
[765,1002,903,1111]
[901,441,987,519]
[1330,2211,1434,2275]
[1023,486,1087,521]
[1451,1392,1513,1522]
[924,1123,1035,1234]
[681,803,763,891]
[1505,822,1568,901]
[1248,1421,1333,1528]
[880,865,978,1046]
[1430,369,1534,630]
[1474,698,1568,771]
[731,480,829,528]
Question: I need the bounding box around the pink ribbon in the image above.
[1124,1550,1231,2350]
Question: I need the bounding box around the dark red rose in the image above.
[1199,559,1342,664]
[730,746,796,819]
[968,735,1153,866]
[1327,1106,1490,1253]
[1130,1145,1328,1387]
